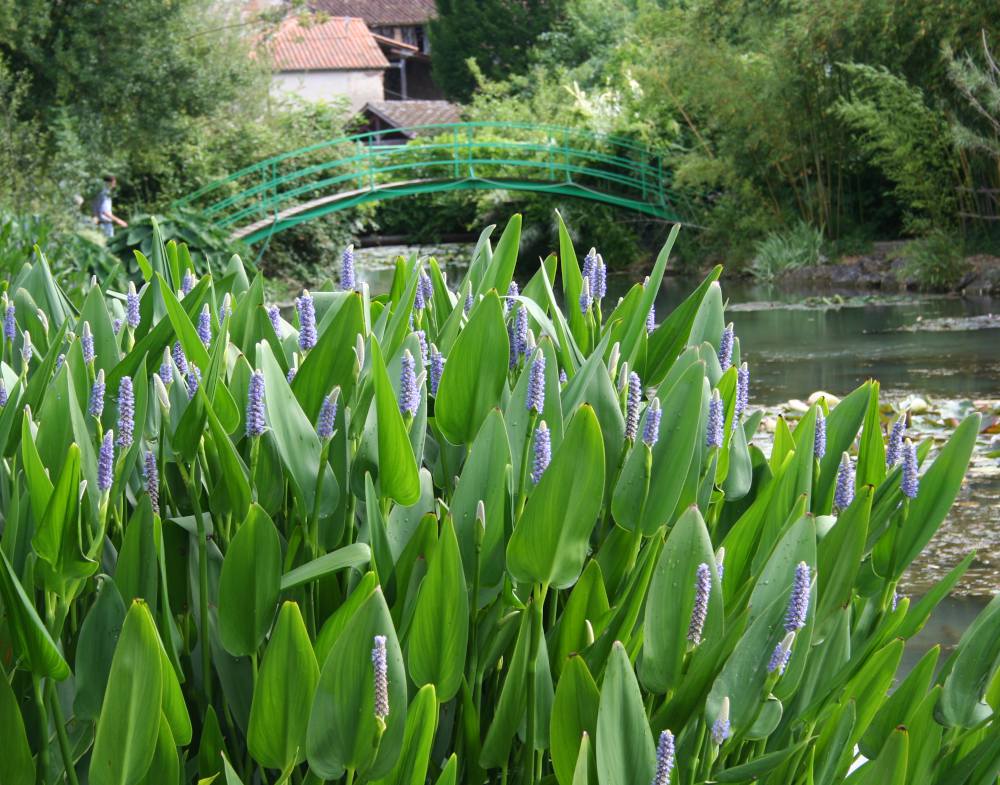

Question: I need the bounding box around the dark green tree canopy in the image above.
[429,0,568,101]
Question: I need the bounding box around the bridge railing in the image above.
[174,122,686,232]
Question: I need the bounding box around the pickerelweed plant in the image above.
[0,213,996,785]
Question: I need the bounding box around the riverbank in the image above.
[781,242,1000,294]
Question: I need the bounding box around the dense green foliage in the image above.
[0,2,367,275]
[0,214,997,785]
[447,0,1000,278]
[429,0,568,102]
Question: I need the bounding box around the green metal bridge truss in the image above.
[174,122,692,246]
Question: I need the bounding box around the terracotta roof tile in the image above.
[270,16,389,72]
[312,0,436,26]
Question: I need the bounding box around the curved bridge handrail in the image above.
[173,121,677,209]
[202,138,669,220]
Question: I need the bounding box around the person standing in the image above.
[92,174,128,237]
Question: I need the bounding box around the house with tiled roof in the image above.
[267,15,390,111]
[312,0,443,100]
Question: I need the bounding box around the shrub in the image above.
[750,220,825,280]
[0,213,995,785]
[897,230,970,291]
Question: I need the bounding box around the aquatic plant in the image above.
[0,214,991,785]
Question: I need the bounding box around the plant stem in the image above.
[33,676,50,785]
[189,459,213,705]
[48,679,81,785]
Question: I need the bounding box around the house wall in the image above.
[272,70,385,111]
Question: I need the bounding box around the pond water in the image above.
[351,246,999,605]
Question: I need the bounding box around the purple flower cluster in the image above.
[718,324,734,372]
[399,350,419,416]
[341,244,356,291]
[715,547,725,583]
[181,270,196,296]
[116,377,135,449]
[687,563,712,644]
[509,306,528,368]
[415,330,428,367]
[186,365,201,400]
[317,388,339,440]
[197,305,212,347]
[21,333,32,366]
[3,302,15,341]
[172,342,188,376]
[98,431,114,492]
[646,304,656,334]
[834,452,854,509]
[81,322,95,364]
[625,371,642,441]
[526,351,545,413]
[144,450,159,515]
[126,282,141,329]
[464,291,474,314]
[429,345,444,395]
[0,380,7,407]
[219,293,232,323]
[901,438,919,499]
[112,318,122,336]
[734,363,749,424]
[784,561,810,632]
[414,275,426,311]
[372,635,389,720]
[652,729,675,785]
[246,370,266,437]
[643,398,662,447]
[505,281,519,315]
[767,633,794,675]
[582,248,606,305]
[578,278,592,314]
[711,698,731,746]
[559,368,567,385]
[707,390,724,448]
[531,421,551,485]
[814,409,827,459]
[159,348,172,385]
[267,305,283,337]
[89,370,106,418]
[296,290,317,351]
[886,416,905,467]
[419,271,433,307]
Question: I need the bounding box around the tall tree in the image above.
[429,0,568,102]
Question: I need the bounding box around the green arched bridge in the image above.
[174,122,691,245]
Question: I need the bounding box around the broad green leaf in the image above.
[480,602,538,768]
[478,213,521,296]
[89,601,163,785]
[940,592,1000,728]
[554,560,610,673]
[135,713,180,785]
[815,383,869,512]
[75,575,127,719]
[856,382,886,489]
[596,642,655,785]
[893,413,980,575]
[507,405,605,588]
[218,504,281,656]
[641,506,722,693]
[551,656,600,785]
[714,738,811,782]
[280,543,371,591]
[0,549,70,680]
[816,485,872,625]
[249,602,320,769]
[307,587,407,780]
[256,340,338,513]
[368,339,421,504]
[861,645,937,757]
[407,516,468,702]
[0,668,34,785]
[451,407,511,591]
[435,291,508,444]
[843,726,908,785]
[370,684,438,785]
